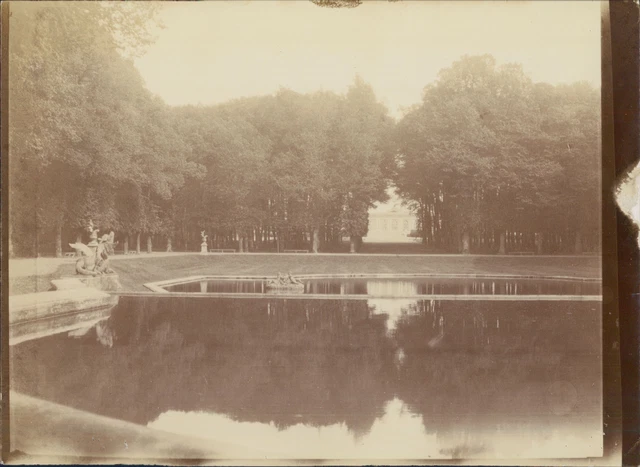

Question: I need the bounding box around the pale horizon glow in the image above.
[134,1,602,117]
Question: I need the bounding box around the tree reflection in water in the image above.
[166,277,601,296]
[10,296,602,458]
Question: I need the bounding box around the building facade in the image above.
[362,192,420,244]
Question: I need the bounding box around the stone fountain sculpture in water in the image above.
[266,272,304,291]
[68,221,115,276]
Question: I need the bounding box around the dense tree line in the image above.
[170,83,394,253]
[394,55,601,254]
[9,3,600,257]
[10,3,392,256]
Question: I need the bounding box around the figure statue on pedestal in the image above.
[201,230,208,254]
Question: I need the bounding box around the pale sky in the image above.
[134,1,602,117]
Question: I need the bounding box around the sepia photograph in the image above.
[4,0,612,464]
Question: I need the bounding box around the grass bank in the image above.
[9,253,601,295]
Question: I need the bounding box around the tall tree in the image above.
[9,2,198,256]
[331,77,394,252]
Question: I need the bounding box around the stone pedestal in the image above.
[200,242,208,254]
[58,274,122,292]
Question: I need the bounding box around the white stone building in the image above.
[362,191,420,244]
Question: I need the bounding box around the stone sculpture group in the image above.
[68,220,115,276]
[266,272,304,290]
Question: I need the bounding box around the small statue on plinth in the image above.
[200,230,208,254]
[69,220,115,276]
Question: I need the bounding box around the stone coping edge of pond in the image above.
[143,273,603,294]
[9,285,119,346]
[9,287,118,325]
[9,314,112,346]
[122,291,603,302]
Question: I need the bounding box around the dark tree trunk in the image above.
[320,226,327,251]
[498,231,506,255]
[421,197,427,245]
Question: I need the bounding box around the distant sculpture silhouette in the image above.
[200,230,208,254]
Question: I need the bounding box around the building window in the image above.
[382,220,388,230]
[403,219,409,230]
[392,219,398,230]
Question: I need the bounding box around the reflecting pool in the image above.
[163,277,601,296]
[10,295,602,460]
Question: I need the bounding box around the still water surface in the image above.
[164,277,601,296]
[10,295,602,459]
